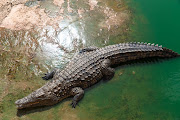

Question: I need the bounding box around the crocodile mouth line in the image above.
[16,101,40,109]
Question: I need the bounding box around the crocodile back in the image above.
[52,42,179,90]
[98,42,179,65]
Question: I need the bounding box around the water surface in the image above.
[0,0,180,120]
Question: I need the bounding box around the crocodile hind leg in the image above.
[42,69,57,80]
[101,59,115,81]
[70,87,84,108]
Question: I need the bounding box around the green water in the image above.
[0,0,180,119]
[78,0,180,120]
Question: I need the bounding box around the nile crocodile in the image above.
[15,42,179,109]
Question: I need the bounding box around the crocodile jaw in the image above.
[15,94,58,109]
[15,95,35,109]
[15,87,59,109]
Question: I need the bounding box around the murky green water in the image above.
[0,0,180,119]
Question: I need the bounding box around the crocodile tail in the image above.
[126,42,179,58]
[132,43,179,58]
[108,43,180,65]
[162,47,179,58]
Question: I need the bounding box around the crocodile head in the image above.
[15,87,59,109]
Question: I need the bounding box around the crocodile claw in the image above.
[71,101,77,108]
[42,73,50,80]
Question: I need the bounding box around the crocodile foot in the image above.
[70,87,84,108]
[71,100,77,108]
[42,70,55,80]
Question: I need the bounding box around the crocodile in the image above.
[15,42,179,109]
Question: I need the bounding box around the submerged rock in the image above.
[24,1,39,7]
[0,4,63,30]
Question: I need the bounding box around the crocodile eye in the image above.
[40,94,44,97]
[37,93,45,98]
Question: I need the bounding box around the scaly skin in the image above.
[15,42,179,109]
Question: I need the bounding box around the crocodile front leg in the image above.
[101,59,115,80]
[42,69,56,80]
[79,46,98,53]
[70,87,84,108]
